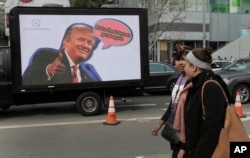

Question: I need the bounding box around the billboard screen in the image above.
[9,7,148,87]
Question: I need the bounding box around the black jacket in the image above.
[182,70,231,158]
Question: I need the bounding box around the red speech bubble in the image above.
[94,19,133,49]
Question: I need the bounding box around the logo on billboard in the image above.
[22,19,49,31]
[32,19,41,27]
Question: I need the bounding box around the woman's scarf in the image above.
[173,82,193,143]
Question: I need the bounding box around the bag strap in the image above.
[201,80,229,120]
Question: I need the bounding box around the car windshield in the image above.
[211,61,232,69]
[150,63,175,73]
[224,59,250,71]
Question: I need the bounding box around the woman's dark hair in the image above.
[192,46,213,64]
[172,44,192,60]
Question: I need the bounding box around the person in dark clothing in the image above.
[151,45,191,158]
[177,46,232,158]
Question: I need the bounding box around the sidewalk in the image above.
[143,115,250,158]
[137,153,171,158]
[242,118,250,136]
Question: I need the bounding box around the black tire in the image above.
[76,92,102,116]
[233,84,250,104]
[1,105,10,110]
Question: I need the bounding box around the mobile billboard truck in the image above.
[0,7,149,116]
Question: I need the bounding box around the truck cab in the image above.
[0,47,11,109]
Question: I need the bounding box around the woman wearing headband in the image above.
[177,46,231,158]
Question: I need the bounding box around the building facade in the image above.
[119,0,250,62]
[0,0,70,46]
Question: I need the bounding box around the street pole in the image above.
[202,0,206,48]
[170,39,172,64]
[165,37,172,64]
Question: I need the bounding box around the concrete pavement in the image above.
[145,113,250,158]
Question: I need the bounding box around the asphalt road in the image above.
[0,93,249,158]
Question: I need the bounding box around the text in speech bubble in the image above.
[94,19,133,49]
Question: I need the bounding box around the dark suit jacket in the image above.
[22,48,101,85]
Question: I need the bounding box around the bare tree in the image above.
[69,0,106,8]
[146,0,187,55]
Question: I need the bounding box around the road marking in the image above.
[116,104,156,108]
[123,117,160,121]
[114,99,132,102]
[0,116,249,130]
[0,120,106,130]
[240,117,250,121]
[162,103,170,110]
[0,117,160,130]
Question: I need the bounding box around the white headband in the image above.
[186,51,211,69]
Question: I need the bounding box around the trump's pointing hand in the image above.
[47,52,65,77]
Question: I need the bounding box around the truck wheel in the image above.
[76,92,102,116]
[1,105,10,110]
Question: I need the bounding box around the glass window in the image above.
[225,59,250,71]
[139,0,148,8]
[196,0,204,11]
[150,63,164,72]
[186,0,198,11]
[169,0,181,10]
[150,63,174,73]
[241,0,250,14]
[210,0,229,13]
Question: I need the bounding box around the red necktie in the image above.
[72,65,79,83]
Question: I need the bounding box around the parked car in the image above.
[214,57,250,104]
[144,62,180,93]
[211,60,233,71]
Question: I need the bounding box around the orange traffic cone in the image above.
[234,91,246,118]
[103,96,120,125]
